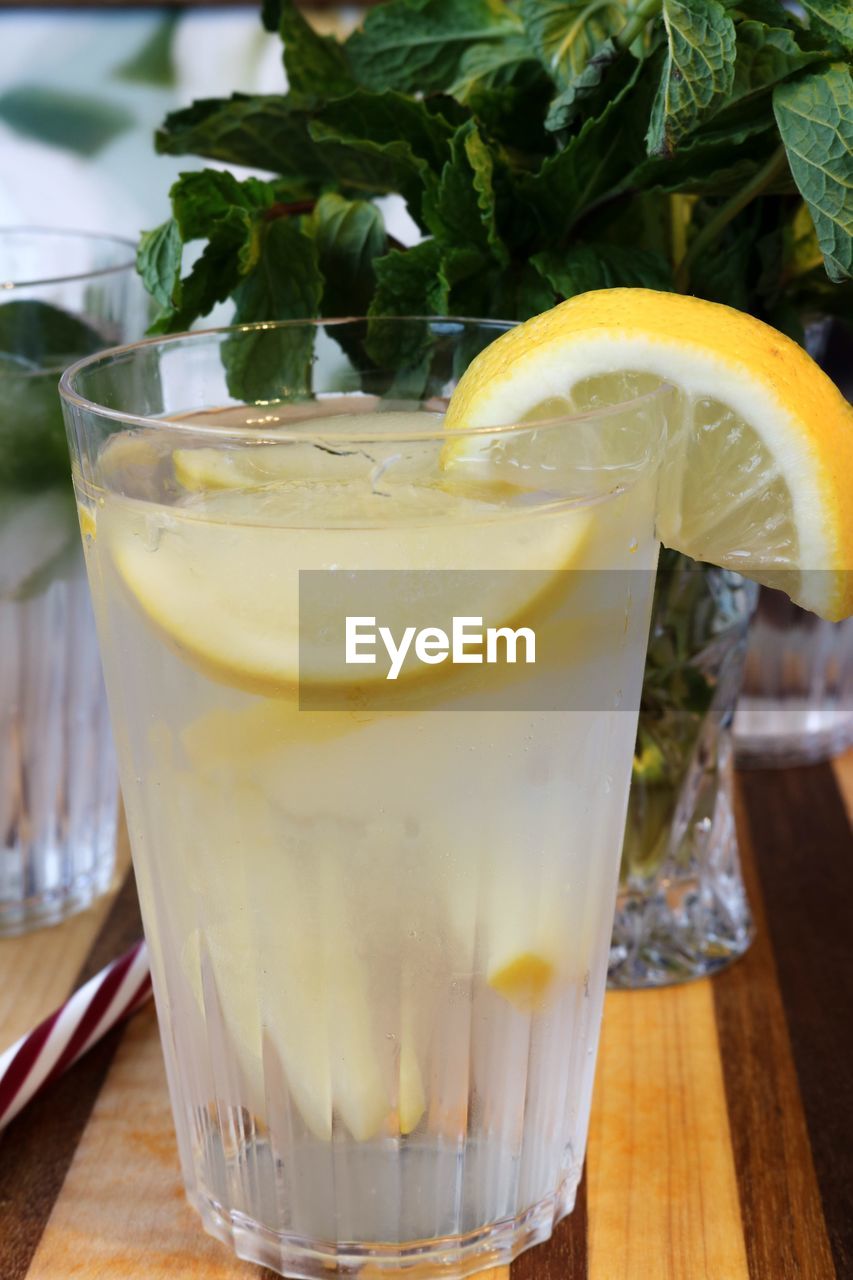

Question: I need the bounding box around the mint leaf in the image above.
[151,212,256,336]
[310,193,387,317]
[137,219,183,326]
[422,121,508,266]
[309,91,454,221]
[0,304,104,488]
[170,169,274,241]
[223,218,322,400]
[491,263,556,319]
[533,243,674,295]
[450,33,542,98]
[774,65,853,281]
[371,241,449,317]
[798,0,853,47]
[346,0,517,93]
[721,0,795,27]
[0,86,133,156]
[520,72,650,233]
[690,210,759,308]
[0,363,69,489]
[279,0,355,105]
[0,300,104,366]
[521,0,626,88]
[464,82,553,154]
[156,95,328,188]
[544,39,624,133]
[367,241,450,387]
[646,0,736,157]
[314,90,454,172]
[140,177,278,334]
[634,132,781,194]
[726,23,826,112]
[114,14,178,87]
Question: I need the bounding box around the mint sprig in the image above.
[140,0,851,350]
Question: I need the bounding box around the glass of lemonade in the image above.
[0,228,146,934]
[61,319,671,1277]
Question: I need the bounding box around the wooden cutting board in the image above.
[1,755,852,1280]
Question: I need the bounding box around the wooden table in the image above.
[2,755,852,1280]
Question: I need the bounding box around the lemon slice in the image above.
[488,952,556,1012]
[444,289,853,620]
[102,429,591,695]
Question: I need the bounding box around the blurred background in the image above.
[0,5,362,236]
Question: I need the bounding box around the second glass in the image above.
[61,319,670,1277]
[0,228,146,934]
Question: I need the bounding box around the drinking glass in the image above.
[734,590,853,766]
[61,319,671,1277]
[0,228,146,935]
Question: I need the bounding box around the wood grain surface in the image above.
[1,753,851,1280]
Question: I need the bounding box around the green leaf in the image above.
[137,220,183,313]
[450,33,542,98]
[630,119,780,194]
[544,39,624,133]
[464,82,553,154]
[309,91,454,221]
[729,23,827,109]
[422,121,508,265]
[721,0,795,27]
[309,193,387,317]
[798,0,853,47]
[223,218,323,400]
[261,0,284,32]
[113,14,179,87]
[0,300,104,366]
[520,71,651,234]
[279,0,355,104]
[314,90,454,171]
[367,241,450,385]
[0,86,133,156]
[169,169,274,241]
[152,233,246,335]
[144,174,290,333]
[156,95,329,188]
[491,262,557,318]
[521,0,626,88]
[346,0,517,93]
[646,0,736,157]
[533,242,674,295]
[689,209,759,309]
[370,241,449,317]
[0,305,105,489]
[774,65,853,281]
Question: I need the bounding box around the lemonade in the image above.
[61,305,852,1277]
[64,314,665,1273]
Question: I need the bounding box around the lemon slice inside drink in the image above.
[99,412,593,697]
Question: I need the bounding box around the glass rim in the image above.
[0,226,138,289]
[60,315,675,446]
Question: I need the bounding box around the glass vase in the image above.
[609,553,758,988]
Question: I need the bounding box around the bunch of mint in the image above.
[139,0,851,345]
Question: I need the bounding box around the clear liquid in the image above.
[78,404,658,1273]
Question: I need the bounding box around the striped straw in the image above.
[0,939,152,1130]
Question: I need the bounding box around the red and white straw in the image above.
[0,939,152,1130]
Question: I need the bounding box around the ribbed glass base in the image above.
[192,1174,579,1279]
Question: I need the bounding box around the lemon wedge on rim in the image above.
[444,289,853,621]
